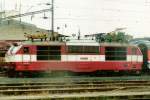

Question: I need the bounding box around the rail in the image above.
[0,79,149,99]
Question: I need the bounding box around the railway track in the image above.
[0,79,150,99]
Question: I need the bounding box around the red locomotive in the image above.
[5,37,143,76]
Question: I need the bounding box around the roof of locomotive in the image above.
[130,40,150,49]
[20,40,65,46]
[65,38,137,47]
[99,42,137,47]
[18,40,137,48]
[65,39,99,46]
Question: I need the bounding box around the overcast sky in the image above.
[1,0,150,37]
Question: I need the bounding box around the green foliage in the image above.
[96,31,130,43]
[116,32,128,43]
[105,33,113,42]
[105,32,128,43]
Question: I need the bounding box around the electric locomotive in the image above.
[5,37,143,76]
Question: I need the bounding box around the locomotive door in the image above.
[130,47,138,68]
[22,47,31,63]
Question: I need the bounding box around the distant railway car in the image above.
[130,40,150,72]
[5,39,143,76]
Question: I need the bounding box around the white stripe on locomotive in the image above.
[5,54,143,62]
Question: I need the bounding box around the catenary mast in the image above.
[51,0,54,41]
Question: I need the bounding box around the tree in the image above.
[105,33,113,42]
[116,32,126,43]
[104,32,129,43]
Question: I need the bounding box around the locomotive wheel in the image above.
[127,70,141,76]
[7,69,16,78]
[51,71,75,77]
[135,70,140,75]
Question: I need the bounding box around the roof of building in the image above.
[0,19,58,40]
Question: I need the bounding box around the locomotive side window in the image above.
[68,46,99,54]
[84,46,99,53]
[37,46,61,60]
[68,46,82,53]
[23,47,29,54]
[105,47,127,60]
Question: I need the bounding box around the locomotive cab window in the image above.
[23,47,29,54]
